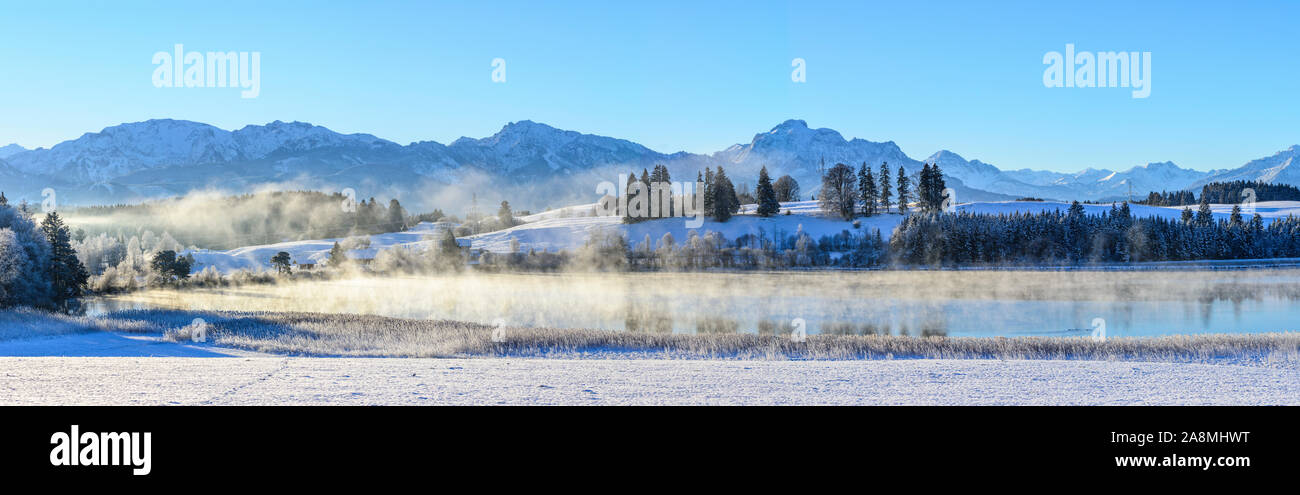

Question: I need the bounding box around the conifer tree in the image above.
[40,211,88,304]
[388,199,406,231]
[1196,194,1214,227]
[328,241,348,267]
[918,163,933,211]
[931,163,948,211]
[755,166,780,217]
[710,167,738,222]
[896,165,911,215]
[878,162,891,213]
[702,168,715,217]
[270,251,292,274]
[857,163,872,217]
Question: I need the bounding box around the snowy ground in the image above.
[181,200,1300,273]
[1,331,1294,405]
[2,355,1294,405]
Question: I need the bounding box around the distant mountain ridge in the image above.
[0,119,1295,210]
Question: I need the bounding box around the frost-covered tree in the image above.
[0,205,53,308]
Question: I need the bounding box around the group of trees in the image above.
[71,227,193,292]
[65,191,413,250]
[623,164,679,223]
[891,200,1300,265]
[0,193,88,309]
[700,166,741,221]
[619,165,803,223]
[1140,181,1300,206]
[617,226,887,270]
[820,161,947,220]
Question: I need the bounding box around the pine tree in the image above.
[710,167,738,222]
[0,191,7,206]
[930,163,948,212]
[755,166,780,217]
[896,165,911,215]
[328,241,348,267]
[173,254,193,279]
[649,164,673,217]
[878,162,891,213]
[387,199,406,231]
[270,251,292,274]
[1068,200,1085,218]
[438,227,461,258]
[918,163,933,211]
[862,167,877,216]
[40,211,88,305]
[1196,194,1213,227]
[624,172,640,224]
[702,168,715,216]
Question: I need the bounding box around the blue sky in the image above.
[1,0,1296,172]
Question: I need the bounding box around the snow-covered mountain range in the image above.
[0,118,1295,210]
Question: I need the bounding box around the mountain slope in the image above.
[1190,145,1300,188]
[0,119,1294,210]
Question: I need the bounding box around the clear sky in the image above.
[1,0,1296,172]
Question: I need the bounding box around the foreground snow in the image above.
[1,329,1294,405]
[2,355,1294,405]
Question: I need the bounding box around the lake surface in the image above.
[87,270,1300,338]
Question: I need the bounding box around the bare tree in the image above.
[819,163,858,220]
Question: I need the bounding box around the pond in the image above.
[86,270,1300,338]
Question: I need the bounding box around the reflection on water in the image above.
[85,270,1300,338]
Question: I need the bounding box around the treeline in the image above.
[467,225,888,271]
[620,165,801,223]
[891,201,1300,265]
[819,161,948,220]
[64,190,411,249]
[1140,181,1300,206]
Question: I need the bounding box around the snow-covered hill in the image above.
[181,199,1300,274]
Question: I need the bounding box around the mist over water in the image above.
[88,270,1300,338]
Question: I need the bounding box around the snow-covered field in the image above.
[1,310,1295,405]
[2,354,1294,405]
[180,200,1300,273]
